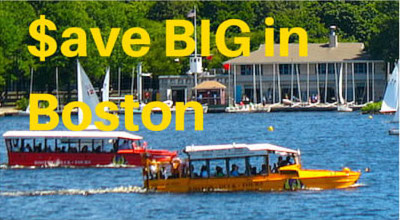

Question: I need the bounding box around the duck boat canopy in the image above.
[3,130,143,140]
[184,143,300,160]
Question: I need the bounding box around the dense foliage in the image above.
[361,101,382,114]
[0,1,398,93]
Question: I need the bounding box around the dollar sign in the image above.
[28,15,57,62]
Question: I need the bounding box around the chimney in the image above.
[329,25,338,48]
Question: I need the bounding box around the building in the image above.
[159,27,390,106]
[159,74,229,103]
[225,27,388,105]
[194,80,226,105]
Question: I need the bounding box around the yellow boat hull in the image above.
[145,167,361,193]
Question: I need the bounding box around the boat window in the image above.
[209,159,226,178]
[103,139,117,153]
[228,158,246,177]
[269,153,280,173]
[23,139,35,152]
[5,139,11,151]
[9,138,20,152]
[43,138,55,153]
[55,139,68,153]
[78,139,93,153]
[270,153,294,173]
[117,139,133,150]
[190,160,209,178]
[248,156,268,176]
[148,162,172,180]
[92,139,103,153]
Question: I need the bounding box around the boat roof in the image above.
[184,143,298,160]
[3,130,143,140]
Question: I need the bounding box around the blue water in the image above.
[0,112,398,219]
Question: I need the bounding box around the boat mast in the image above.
[193,5,198,99]
[56,66,60,111]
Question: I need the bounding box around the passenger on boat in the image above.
[251,167,257,175]
[112,141,118,152]
[272,163,278,173]
[214,166,224,177]
[81,145,88,153]
[68,146,77,153]
[171,158,181,178]
[200,165,208,178]
[161,167,168,179]
[25,143,32,152]
[19,145,25,152]
[277,156,286,168]
[119,140,130,150]
[281,156,293,166]
[91,145,101,153]
[44,145,52,153]
[230,164,240,177]
[259,164,268,174]
[189,165,198,177]
[149,161,157,179]
[34,143,42,153]
[61,146,66,153]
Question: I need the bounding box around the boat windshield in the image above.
[5,137,142,153]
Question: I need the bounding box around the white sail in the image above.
[393,79,400,123]
[381,62,399,113]
[77,60,105,127]
[102,67,110,102]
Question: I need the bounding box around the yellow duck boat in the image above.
[142,143,361,192]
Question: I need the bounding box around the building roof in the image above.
[184,143,298,160]
[3,130,143,140]
[225,43,374,64]
[194,80,226,90]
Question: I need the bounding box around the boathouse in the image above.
[225,27,388,105]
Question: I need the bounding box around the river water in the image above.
[0,112,398,219]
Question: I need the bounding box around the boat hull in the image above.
[145,170,361,193]
[7,150,175,167]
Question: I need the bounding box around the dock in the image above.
[0,107,20,117]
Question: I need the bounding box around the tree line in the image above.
[0,1,398,96]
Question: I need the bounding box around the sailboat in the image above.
[381,62,399,113]
[102,67,110,102]
[77,60,106,129]
[337,63,353,112]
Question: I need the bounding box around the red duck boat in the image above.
[3,130,177,167]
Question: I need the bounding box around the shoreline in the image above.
[0,105,365,117]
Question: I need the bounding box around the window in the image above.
[241,65,262,75]
[241,65,252,75]
[279,64,292,75]
[354,63,367,74]
[318,63,335,74]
